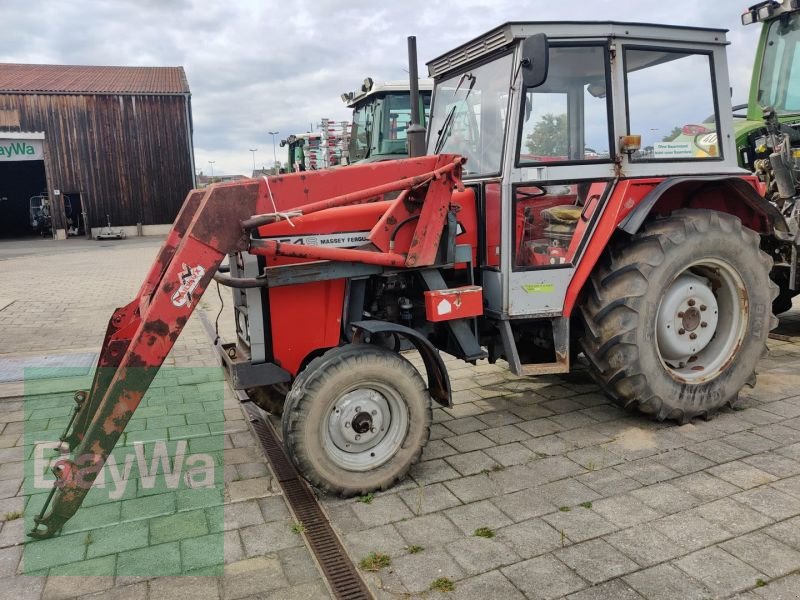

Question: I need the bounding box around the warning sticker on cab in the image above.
[653,142,694,158]
[522,283,555,294]
[267,231,370,248]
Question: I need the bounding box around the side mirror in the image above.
[520,33,549,89]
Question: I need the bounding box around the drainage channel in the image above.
[197,311,372,600]
[239,397,373,600]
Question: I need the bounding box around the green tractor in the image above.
[739,1,800,313]
[279,79,432,172]
[342,77,432,163]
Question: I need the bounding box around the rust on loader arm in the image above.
[29,182,260,539]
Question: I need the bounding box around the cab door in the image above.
[502,43,617,318]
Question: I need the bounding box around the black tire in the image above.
[281,344,431,496]
[580,209,777,423]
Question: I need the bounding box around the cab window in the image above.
[624,48,721,160]
[759,13,800,113]
[517,45,613,164]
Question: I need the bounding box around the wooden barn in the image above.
[0,64,195,239]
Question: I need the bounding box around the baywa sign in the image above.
[0,139,44,161]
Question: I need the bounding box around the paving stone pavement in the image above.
[3,237,800,599]
[0,238,331,600]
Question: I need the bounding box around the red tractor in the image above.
[32,21,785,538]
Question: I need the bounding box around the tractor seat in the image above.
[542,205,582,225]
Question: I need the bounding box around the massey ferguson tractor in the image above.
[32,21,789,538]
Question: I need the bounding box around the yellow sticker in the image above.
[522,283,555,293]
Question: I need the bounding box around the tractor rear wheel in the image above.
[282,344,431,496]
[580,209,777,423]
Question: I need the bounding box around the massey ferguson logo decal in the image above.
[171,264,206,308]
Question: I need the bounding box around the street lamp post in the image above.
[268,131,279,172]
[249,148,258,173]
[208,160,215,178]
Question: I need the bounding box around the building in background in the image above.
[0,63,195,239]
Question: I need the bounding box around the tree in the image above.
[662,126,682,142]
[526,113,568,157]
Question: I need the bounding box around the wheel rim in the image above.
[655,258,748,384]
[323,383,409,472]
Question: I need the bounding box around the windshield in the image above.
[427,53,514,176]
[759,12,800,114]
[377,92,432,156]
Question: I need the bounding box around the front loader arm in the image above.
[31,155,464,539]
[30,183,260,538]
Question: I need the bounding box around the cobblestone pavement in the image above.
[0,237,330,600]
[2,237,800,599]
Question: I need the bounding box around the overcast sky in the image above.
[1,0,761,176]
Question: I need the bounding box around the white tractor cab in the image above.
[342,78,433,163]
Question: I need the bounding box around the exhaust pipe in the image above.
[407,36,426,158]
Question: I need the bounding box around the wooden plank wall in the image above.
[0,93,194,229]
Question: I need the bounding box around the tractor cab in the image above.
[343,79,433,163]
[426,22,740,323]
[743,1,800,125]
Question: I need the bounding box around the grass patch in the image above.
[756,578,767,588]
[430,577,455,592]
[407,544,424,554]
[83,532,94,546]
[359,551,391,572]
[291,522,306,534]
[357,493,375,504]
[474,527,495,539]
[559,506,571,512]
[579,501,593,509]
[3,511,22,521]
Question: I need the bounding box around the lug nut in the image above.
[371,410,377,416]
[700,322,707,328]
[345,422,350,428]
[688,299,696,307]
[689,332,698,340]
[355,434,361,441]
[678,328,686,335]
[700,304,707,311]
[355,406,361,412]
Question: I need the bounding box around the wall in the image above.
[0,93,194,231]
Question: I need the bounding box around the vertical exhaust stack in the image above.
[407,36,426,158]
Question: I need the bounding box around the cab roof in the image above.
[347,79,433,108]
[427,21,729,78]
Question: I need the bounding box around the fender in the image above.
[563,175,787,317]
[618,175,788,235]
[350,320,452,408]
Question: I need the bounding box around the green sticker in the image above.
[522,283,555,293]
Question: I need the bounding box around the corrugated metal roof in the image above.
[0,64,190,95]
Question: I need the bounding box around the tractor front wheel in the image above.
[281,344,431,496]
[580,209,777,423]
